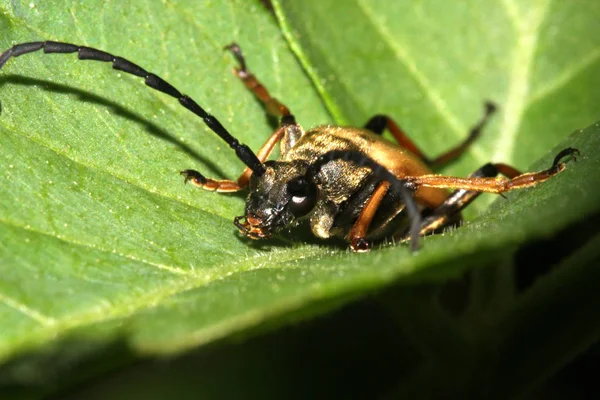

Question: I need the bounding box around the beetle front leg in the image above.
[181,124,290,192]
[182,43,306,193]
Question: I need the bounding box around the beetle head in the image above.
[235,160,318,239]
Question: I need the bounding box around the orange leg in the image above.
[415,162,522,236]
[181,43,296,192]
[364,115,430,161]
[409,148,579,194]
[429,102,496,167]
[364,102,496,169]
[181,125,287,192]
[393,148,578,241]
[348,181,391,252]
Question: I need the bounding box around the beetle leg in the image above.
[181,124,289,192]
[406,148,579,236]
[181,43,307,192]
[347,181,391,252]
[429,102,496,167]
[364,102,496,169]
[224,43,296,126]
[364,115,430,161]
[407,148,579,194]
[414,162,514,235]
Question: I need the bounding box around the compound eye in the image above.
[287,177,317,217]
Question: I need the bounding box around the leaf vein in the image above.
[528,46,600,105]
[0,290,55,326]
[493,0,551,162]
[0,244,331,362]
[355,0,490,164]
[272,1,347,124]
[500,0,522,30]
[0,217,192,276]
[0,119,236,222]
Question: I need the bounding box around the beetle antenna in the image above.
[0,41,265,177]
[307,150,422,251]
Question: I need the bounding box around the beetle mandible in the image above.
[0,41,579,252]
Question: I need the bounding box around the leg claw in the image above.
[180,169,206,185]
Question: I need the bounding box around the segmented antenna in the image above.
[307,150,423,251]
[0,41,265,177]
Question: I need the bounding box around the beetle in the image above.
[0,41,579,252]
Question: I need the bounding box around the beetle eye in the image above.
[287,177,317,217]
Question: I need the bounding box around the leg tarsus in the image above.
[180,169,242,192]
[351,237,371,253]
[223,43,247,73]
[552,147,580,168]
[180,169,205,185]
[429,101,497,167]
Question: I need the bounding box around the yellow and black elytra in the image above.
[0,41,579,252]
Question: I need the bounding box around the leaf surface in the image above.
[0,0,599,387]
[275,0,600,194]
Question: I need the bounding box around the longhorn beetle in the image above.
[0,41,579,252]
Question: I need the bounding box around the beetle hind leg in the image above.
[412,147,579,237]
[413,163,502,237]
[409,147,579,194]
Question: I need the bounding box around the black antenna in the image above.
[0,41,265,177]
[307,150,422,251]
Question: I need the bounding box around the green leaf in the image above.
[274,0,600,210]
[1,0,599,397]
[0,0,330,367]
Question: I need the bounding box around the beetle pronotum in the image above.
[0,41,578,252]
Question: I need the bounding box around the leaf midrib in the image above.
[354,0,492,164]
[494,0,551,162]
